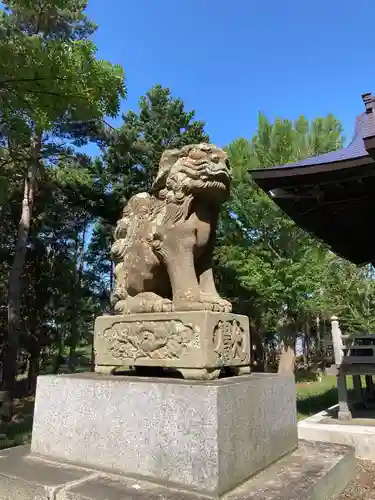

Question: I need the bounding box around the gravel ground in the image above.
[337,459,375,499]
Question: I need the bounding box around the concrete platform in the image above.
[0,441,355,499]
[31,373,298,496]
[298,403,375,461]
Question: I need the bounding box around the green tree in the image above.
[97,84,209,216]
[0,0,125,411]
[86,84,210,300]
[0,153,102,393]
[323,260,375,335]
[217,113,345,372]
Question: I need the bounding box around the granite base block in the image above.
[0,441,354,499]
[31,372,297,496]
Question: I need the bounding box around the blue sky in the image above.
[87,0,375,147]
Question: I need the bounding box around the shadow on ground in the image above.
[295,369,323,383]
[297,388,339,418]
[0,396,34,450]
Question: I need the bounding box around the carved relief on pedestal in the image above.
[213,319,249,365]
[100,320,200,361]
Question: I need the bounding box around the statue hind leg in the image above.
[111,248,173,314]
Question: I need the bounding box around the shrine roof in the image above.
[248,93,375,265]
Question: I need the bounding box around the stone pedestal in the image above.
[0,372,355,499]
[94,311,251,379]
[31,373,297,496]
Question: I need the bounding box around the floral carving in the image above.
[213,320,248,364]
[102,320,200,361]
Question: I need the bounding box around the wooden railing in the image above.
[330,315,375,420]
[342,341,375,364]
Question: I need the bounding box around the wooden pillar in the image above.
[365,376,375,401]
[337,369,352,420]
[352,375,362,404]
[331,316,343,366]
[331,316,351,420]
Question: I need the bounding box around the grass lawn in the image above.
[296,375,337,420]
[296,374,359,420]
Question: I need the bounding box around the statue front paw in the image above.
[173,296,232,313]
[199,293,232,313]
[173,300,212,312]
[113,294,173,314]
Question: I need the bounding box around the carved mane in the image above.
[111,143,230,263]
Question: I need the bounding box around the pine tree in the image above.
[86,84,210,301]
[0,0,125,414]
[217,113,345,372]
[104,84,209,204]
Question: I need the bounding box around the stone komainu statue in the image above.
[110,143,232,315]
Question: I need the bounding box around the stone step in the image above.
[0,441,354,499]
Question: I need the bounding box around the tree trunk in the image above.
[27,347,41,396]
[1,134,41,419]
[303,320,311,367]
[68,225,87,373]
[303,332,307,367]
[90,324,95,372]
[278,321,297,374]
[52,336,64,374]
[316,314,321,355]
[250,322,265,372]
[67,345,78,373]
[278,346,295,374]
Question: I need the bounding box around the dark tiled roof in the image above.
[249,92,375,265]
[271,111,373,170]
